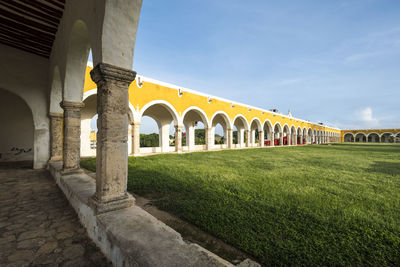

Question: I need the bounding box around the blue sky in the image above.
[91,1,400,133]
[128,0,400,132]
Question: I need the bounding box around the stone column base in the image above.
[49,156,62,162]
[89,194,135,215]
[60,167,84,175]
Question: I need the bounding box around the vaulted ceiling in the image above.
[0,0,65,58]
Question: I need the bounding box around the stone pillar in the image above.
[245,130,250,147]
[270,131,274,146]
[251,130,256,146]
[227,128,233,149]
[89,63,135,214]
[60,101,85,173]
[131,121,141,156]
[49,112,63,161]
[206,127,213,150]
[175,125,183,153]
[294,134,297,145]
[187,123,195,151]
[259,131,264,147]
[279,132,283,146]
[239,129,245,147]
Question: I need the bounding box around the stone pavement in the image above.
[0,168,111,267]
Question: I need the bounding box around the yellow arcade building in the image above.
[81,65,341,156]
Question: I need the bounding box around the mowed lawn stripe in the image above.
[81,143,400,266]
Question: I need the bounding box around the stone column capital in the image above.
[90,63,136,85]
[48,112,63,118]
[130,121,141,126]
[174,125,183,130]
[60,101,85,110]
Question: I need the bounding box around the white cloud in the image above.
[357,107,380,127]
[345,51,383,63]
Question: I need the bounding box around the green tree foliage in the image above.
[140,133,159,147]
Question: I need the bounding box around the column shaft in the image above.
[270,131,274,146]
[89,63,136,214]
[245,130,250,147]
[259,131,264,147]
[206,127,213,150]
[49,113,63,161]
[175,125,183,152]
[131,122,141,156]
[60,101,84,173]
[227,128,233,149]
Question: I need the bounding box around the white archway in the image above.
[210,111,231,149]
[138,100,180,153]
[263,119,274,146]
[181,106,209,151]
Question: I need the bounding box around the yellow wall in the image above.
[341,129,400,142]
[83,66,341,136]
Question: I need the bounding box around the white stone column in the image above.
[89,63,135,214]
[227,128,233,149]
[294,134,297,145]
[159,122,170,152]
[239,129,245,147]
[131,121,140,156]
[60,101,85,173]
[245,130,250,147]
[251,130,256,146]
[279,132,283,146]
[49,112,63,162]
[206,127,214,150]
[187,123,195,151]
[259,131,264,147]
[270,131,274,146]
[175,125,183,153]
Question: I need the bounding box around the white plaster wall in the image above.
[48,0,142,103]
[0,44,50,168]
[0,89,34,163]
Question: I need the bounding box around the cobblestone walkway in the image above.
[0,168,111,267]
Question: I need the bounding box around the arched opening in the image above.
[139,103,178,153]
[395,133,400,143]
[381,133,395,143]
[250,118,262,147]
[233,115,248,148]
[263,120,273,146]
[355,133,367,143]
[182,108,208,151]
[367,133,380,143]
[210,113,230,149]
[344,133,354,142]
[274,123,283,146]
[283,125,290,145]
[81,93,97,157]
[0,89,34,168]
[297,127,302,145]
[307,128,313,144]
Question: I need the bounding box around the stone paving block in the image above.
[0,168,111,266]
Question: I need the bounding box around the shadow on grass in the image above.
[366,161,400,176]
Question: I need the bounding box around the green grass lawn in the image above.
[81,144,400,266]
